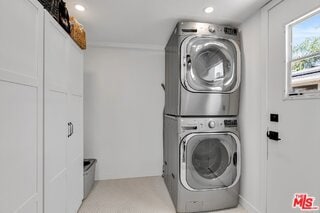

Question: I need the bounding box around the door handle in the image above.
[186,54,191,66]
[267,131,281,141]
[233,152,237,166]
[182,140,186,163]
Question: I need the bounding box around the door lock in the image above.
[270,113,279,122]
[267,131,281,141]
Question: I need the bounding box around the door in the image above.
[44,11,69,213]
[180,133,239,191]
[266,0,320,212]
[0,0,43,212]
[181,37,240,93]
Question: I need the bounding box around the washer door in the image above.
[181,36,240,93]
[180,133,240,191]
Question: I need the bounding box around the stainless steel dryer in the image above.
[165,22,241,116]
[163,115,240,213]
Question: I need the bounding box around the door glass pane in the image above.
[184,134,238,190]
[286,10,320,96]
[192,138,229,179]
[292,13,320,60]
[186,38,238,92]
[193,48,228,82]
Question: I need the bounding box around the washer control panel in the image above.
[180,117,238,133]
[224,119,238,127]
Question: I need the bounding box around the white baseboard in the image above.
[239,195,261,213]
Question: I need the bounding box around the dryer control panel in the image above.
[176,22,240,40]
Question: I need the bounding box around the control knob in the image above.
[208,121,216,128]
[208,25,215,33]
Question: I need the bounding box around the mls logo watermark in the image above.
[292,193,319,211]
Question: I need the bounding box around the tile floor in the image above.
[78,176,246,213]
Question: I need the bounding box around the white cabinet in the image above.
[44,11,84,213]
[0,6,83,213]
[0,0,44,212]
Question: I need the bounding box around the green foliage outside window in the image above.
[292,37,320,72]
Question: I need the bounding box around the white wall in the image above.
[239,11,264,213]
[84,46,165,180]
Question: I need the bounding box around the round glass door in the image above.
[181,133,239,190]
[182,37,239,93]
[192,139,229,179]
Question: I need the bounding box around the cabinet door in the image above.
[44,92,68,213]
[66,38,84,213]
[44,11,69,213]
[67,95,84,213]
[0,0,44,212]
[68,40,84,97]
[44,12,68,91]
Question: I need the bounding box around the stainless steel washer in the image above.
[165,22,241,116]
[163,115,241,212]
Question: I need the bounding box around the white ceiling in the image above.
[67,0,269,48]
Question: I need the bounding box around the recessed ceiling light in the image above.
[75,4,86,12]
[204,7,214,14]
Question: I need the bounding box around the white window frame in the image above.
[285,7,320,100]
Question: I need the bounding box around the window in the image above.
[286,8,320,97]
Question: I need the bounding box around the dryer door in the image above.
[181,36,240,93]
[180,133,240,191]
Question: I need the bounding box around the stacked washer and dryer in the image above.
[163,22,241,213]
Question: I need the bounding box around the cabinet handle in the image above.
[70,122,74,137]
[67,122,71,138]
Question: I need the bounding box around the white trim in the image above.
[87,41,164,51]
[239,195,261,213]
[287,6,320,27]
[260,1,284,213]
